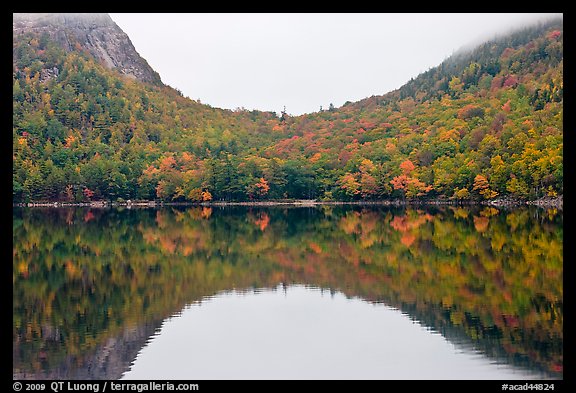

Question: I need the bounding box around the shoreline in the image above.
[13,195,563,209]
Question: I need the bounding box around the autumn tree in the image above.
[246,177,270,200]
[358,158,380,198]
[472,174,498,200]
[390,160,433,199]
[339,172,361,199]
[83,187,95,201]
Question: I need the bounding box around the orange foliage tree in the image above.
[472,174,498,200]
[246,177,270,199]
[390,160,433,198]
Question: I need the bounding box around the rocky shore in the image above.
[526,195,563,209]
[14,196,563,209]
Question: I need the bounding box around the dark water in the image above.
[13,205,563,380]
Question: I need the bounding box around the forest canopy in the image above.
[13,18,563,203]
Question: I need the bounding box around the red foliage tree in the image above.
[503,75,518,88]
[83,187,95,200]
[548,30,561,40]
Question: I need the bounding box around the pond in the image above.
[13,205,562,380]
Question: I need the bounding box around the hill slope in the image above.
[13,13,162,85]
[12,14,563,203]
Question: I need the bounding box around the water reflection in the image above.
[13,205,563,379]
[123,285,552,380]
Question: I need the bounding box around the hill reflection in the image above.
[13,205,563,379]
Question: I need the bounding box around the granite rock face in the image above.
[13,13,162,85]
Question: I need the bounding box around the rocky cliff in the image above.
[13,13,162,85]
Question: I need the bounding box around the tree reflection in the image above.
[13,205,562,378]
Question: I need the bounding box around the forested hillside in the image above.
[13,16,562,203]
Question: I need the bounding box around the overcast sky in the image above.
[110,13,561,116]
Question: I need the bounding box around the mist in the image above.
[110,13,562,116]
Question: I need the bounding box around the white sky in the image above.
[110,13,561,116]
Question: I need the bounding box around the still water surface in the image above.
[13,205,562,379]
[125,285,549,380]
